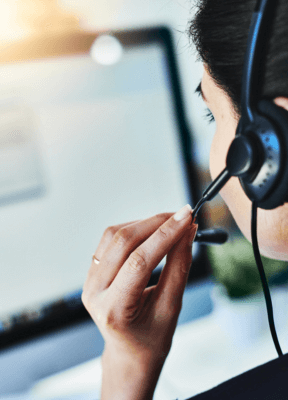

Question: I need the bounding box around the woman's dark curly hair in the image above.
[188,0,288,118]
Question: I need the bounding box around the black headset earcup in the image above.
[256,99,288,209]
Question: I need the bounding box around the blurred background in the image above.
[0,1,287,399]
[0,0,214,163]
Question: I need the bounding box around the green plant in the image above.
[207,234,288,299]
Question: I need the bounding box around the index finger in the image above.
[109,204,193,309]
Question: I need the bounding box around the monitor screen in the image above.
[0,34,196,327]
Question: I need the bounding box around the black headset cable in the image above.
[251,201,283,357]
[191,166,284,357]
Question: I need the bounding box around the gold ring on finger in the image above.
[92,255,100,265]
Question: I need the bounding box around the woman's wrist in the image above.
[101,346,166,400]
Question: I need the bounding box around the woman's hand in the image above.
[82,205,198,399]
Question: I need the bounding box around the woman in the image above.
[82,0,288,398]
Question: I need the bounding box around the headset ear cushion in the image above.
[257,99,288,206]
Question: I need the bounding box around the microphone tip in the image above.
[194,228,229,245]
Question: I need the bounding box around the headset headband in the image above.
[241,0,272,124]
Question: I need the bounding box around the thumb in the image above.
[154,223,198,310]
[187,222,199,247]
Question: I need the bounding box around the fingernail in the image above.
[174,204,192,221]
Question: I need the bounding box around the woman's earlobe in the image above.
[273,97,288,111]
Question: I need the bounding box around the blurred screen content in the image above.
[0,42,191,325]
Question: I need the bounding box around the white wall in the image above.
[59,0,215,169]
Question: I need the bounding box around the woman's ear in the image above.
[273,97,288,111]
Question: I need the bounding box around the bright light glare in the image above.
[0,1,28,43]
[90,35,123,66]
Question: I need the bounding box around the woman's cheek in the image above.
[209,125,239,205]
[209,123,252,243]
[209,128,227,180]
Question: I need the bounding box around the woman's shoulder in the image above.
[182,352,288,399]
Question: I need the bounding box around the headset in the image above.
[192,0,288,358]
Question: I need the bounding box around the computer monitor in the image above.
[0,27,209,350]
